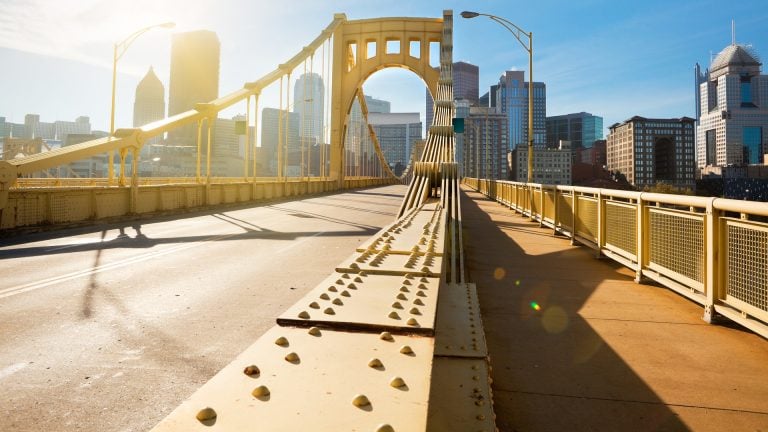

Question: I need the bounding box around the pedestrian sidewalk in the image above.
[460,186,768,432]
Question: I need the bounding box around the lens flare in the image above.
[530,301,541,311]
[515,279,521,286]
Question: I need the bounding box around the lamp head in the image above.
[460,11,480,18]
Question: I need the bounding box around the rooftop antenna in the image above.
[731,19,736,45]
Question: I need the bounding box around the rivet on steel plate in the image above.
[336,278,345,284]
[298,311,310,319]
[329,286,338,292]
[332,298,343,306]
[390,377,406,388]
[418,283,428,290]
[405,273,415,279]
[376,424,395,432]
[352,394,371,407]
[400,345,414,355]
[308,327,321,336]
[380,332,394,341]
[406,318,419,326]
[359,271,368,277]
[403,280,412,286]
[397,293,407,300]
[354,276,363,282]
[413,299,425,306]
[309,302,320,309]
[416,291,427,297]
[342,273,351,279]
[409,307,421,315]
[348,283,357,289]
[421,266,430,272]
[472,375,479,381]
[368,358,383,368]
[476,414,486,420]
[472,365,479,370]
[341,290,351,297]
[392,302,403,309]
[285,352,300,363]
[320,293,330,300]
[420,277,429,283]
[350,262,360,269]
[243,365,260,376]
[275,336,289,347]
[400,287,409,292]
[388,311,401,319]
[196,407,217,422]
[252,385,270,397]
[324,307,335,315]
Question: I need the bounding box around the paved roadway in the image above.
[0,185,406,432]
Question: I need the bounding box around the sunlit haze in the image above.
[1,0,767,135]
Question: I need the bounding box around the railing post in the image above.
[553,186,559,235]
[635,194,646,283]
[539,185,544,227]
[703,197,720,323]
[596,190,604,258]
[571,189,578,246]
[130,147,139,214]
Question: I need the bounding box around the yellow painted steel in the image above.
[465,177,768,341]
[150,10,501,431]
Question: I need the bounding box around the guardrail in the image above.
[464,178,768,340]
[1,177,395,230]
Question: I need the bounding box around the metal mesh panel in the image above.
[557,194,573,231]
[649,209,703,285]
[726,221,768,312]
[160,188,186,211]
[15,196,46,227]
[50,193,91,223]
[95,190,129,218]
[576,196,597,241]
[136,190,159,214]
[543,191,555,221]
[531,189,541,217]
[606,201,637,257]
[223,185,237,203]
[186,187,204,207]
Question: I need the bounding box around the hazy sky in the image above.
[1,0,767,136]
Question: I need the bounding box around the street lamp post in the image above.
[109,22,175,185]
[461,11,534,183]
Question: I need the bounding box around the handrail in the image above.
[4,14,347,178]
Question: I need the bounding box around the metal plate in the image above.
[357,207,446,256]
[426,357,496,432]
[434,283,488,358]
[151,326,434,432]
[277,272,440,335]
[337,250,443,277]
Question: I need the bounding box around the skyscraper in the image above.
[607,116,695,189]
[260,108,300,176]
[133,67,166,149]
[696,43,768,172]
[463,106,508,180]
[167,30,220,146]
[293,73,324,144]
[368,112,422,176]
[426,61,479,127]
[496,70,546,150]
[545,112,603,149]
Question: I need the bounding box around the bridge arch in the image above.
[330,17,444,182]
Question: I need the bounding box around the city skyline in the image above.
[1,1,766,138]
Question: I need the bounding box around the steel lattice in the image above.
[649,209,704,285]
[727,221,768,312]
[606,202,637,257]
[576,197,597,241]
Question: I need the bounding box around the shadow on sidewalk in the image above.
[461,188,691,432]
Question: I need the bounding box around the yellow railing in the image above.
[1,177,395,229]
[465,177,768,340]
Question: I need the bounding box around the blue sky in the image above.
[1,0,767,137]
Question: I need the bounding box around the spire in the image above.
[731,19,736,46]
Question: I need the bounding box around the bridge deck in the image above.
[461,186,768,431]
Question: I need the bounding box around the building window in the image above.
[743,126,762,164]
[705,129,716,166]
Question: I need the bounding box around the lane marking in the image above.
[0,362,28,380]
[0,232,239,300]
